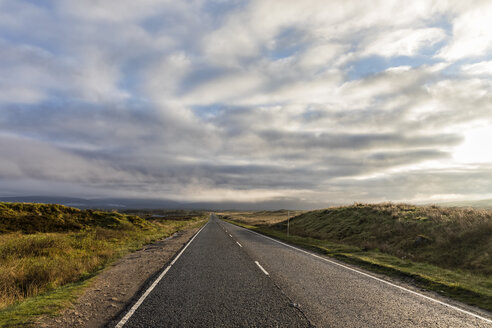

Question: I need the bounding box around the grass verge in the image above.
[221,217,492,312]
[0,280,90,328]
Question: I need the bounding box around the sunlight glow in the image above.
[453,125,492,163]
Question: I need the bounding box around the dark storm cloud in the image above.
[258,131,462,151]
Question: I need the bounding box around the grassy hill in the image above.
[0,202,148,233]
[0,202,206,325]
[280,203,492,276]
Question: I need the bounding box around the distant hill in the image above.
[437,199,492,209]
[0,196,319,210]
[0,196,182,210]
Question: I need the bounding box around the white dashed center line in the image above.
[255,261,269,275]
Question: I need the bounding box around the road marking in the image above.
[236,241,242,247]
[224,221,492,324]
[229,234,233,238]
[255,261,269,275]
[115,221,209,328]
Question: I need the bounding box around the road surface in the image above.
[115,214,492,327]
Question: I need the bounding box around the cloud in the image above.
[437,1,492,61]
[361,28,446,58]
[0,0,491,206]
[0,134,126,182]
[461,61,492,76]
[0,39,59,104]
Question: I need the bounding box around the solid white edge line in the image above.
[236,241,243,247]
[115,220,209,328]
[223,221,492,324]
[255,261,269,275]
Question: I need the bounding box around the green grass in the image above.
[0,202,207,327]
[0,279,90,328]
[272,203,492,276]
[221,203,492,311]
[0,202,149,233]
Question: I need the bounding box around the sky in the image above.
[0,0,492,208]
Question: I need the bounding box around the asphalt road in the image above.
[116,214,492,327]
[117,214,311,327]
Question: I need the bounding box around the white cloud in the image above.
[361,28,446,57]
[298,43,349,69]
[185,71,265,104]
[55,0,179,23]
[437,1,492,61]
[202,22,261,68]
[146,52,191,101]
[337,66,427,112]
[73,48,130,102]
[461,61,492,76]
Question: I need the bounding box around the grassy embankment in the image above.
[0,202,207,327]
[220,203,492,311]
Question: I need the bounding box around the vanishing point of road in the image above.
[114,214,492,327]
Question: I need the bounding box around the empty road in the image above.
[115,214,492,327]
